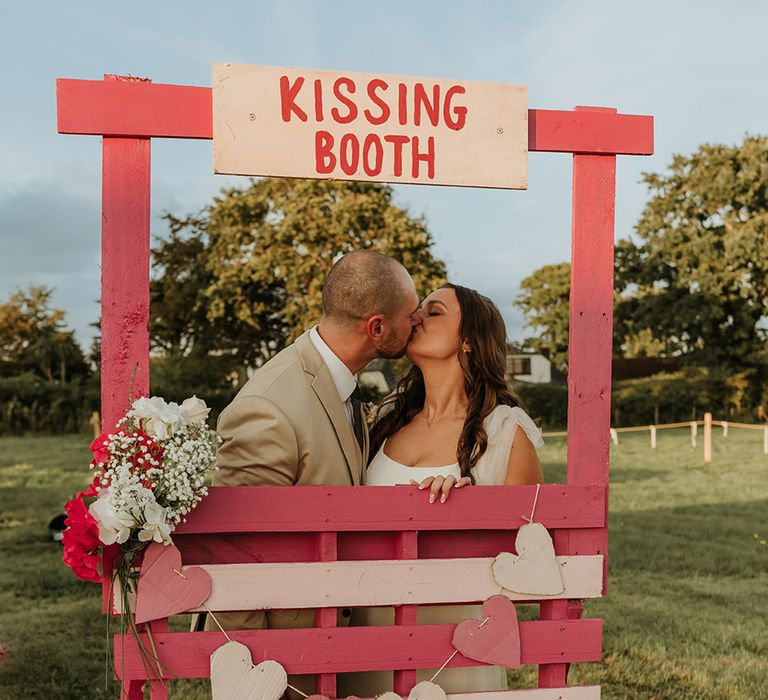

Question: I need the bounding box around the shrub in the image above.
[0,373,99,435]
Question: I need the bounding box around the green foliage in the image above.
[512,368,757,429]
[514,263,571,370]
[151,177,447,384]
[0,373,99,435]
[515,135,768,381]
[510,380,568,428]
[0,286,88,382]
[149,354,237,425]
[619,135,768,370]
[611,369,756,427]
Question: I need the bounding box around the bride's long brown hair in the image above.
[369,283,520,478]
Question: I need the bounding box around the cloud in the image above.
[0,185,101,346]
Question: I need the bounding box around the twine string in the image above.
[521,482,542,524]
[172,568,308,697]
[429,613,492,683]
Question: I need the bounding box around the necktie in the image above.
[350,384,365,454]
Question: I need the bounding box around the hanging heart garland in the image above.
[452,595,521,668]
[210,641,287,700]
[134,542,212,624]
[492,521,564,596]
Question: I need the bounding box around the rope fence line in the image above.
[543,413,768,460]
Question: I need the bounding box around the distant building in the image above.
[506,344,564,384]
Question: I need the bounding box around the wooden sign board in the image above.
[213,63,528,189]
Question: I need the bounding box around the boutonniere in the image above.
[362,401,379,427]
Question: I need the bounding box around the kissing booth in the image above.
[56,65,653,699]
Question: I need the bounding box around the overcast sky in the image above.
[1,1,767,348]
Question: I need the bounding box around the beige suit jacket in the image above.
[214,329,369,489]
[206,330,368,646]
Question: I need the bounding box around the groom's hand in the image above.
[409,475,472,503]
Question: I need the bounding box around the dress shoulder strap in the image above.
[471,405,544,485]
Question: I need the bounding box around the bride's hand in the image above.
[409,475,472,503]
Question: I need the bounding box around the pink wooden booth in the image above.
[56,75,653,699]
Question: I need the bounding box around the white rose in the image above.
[89,491,132,545]
[138,500,172,544]
[131,397,188,439]
[180,396,211,424]
[128,396,168,422]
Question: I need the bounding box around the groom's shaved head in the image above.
[322,251,414,325]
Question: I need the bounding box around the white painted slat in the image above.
[192,556,603,611]
[446,687,600,699]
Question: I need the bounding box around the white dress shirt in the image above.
[309,325,357,425]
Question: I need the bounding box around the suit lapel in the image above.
[361,418,370,485]
[296,332,362,486]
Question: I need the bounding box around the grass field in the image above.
[0,428,766,699]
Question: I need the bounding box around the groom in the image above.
[208,251,420,646]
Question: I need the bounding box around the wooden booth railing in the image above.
[113,484,605,698]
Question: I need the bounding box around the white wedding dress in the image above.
[339,405,544,696]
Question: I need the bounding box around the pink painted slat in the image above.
[174,530,534,565]
[56,79,651,155]
[101,135,151,432]
[173,484,606,534]
[447,690,600,700]
[173,530,538,564]
[448,690,600,700]
[115,555,602,615]
[394,532,419,695]
[529,108,652,154]
[315,532,338,697]
[114,619,603,680]
[163,556,603,612]
[57,78,212,139]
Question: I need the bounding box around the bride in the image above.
[339,283,544,696]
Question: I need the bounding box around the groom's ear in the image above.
[366,315,385,341]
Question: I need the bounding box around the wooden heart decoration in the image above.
[134,542,212,624]
[492,522,564,595]
[452,595,521,668]
[210,641,287,700]
[407,681,448,700]
[377,682,447,700]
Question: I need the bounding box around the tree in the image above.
[0,286,87,382]
[515,135,768,377]
[515,263,571,370]
[150,177,447,380]
[619,135,768,370]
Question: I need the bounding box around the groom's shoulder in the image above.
[234,337,313,402]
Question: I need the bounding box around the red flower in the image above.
[89,433,111,465]
[131,429,164,472]
[61,492,102,583]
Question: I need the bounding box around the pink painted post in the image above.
[566,108,617,571]
[315,532,339,697]
[540,107,617,690]
[100,78,151,432]
[393,531,419,695]
[101,76,152,700]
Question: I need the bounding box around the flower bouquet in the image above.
[62,395,217,618]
